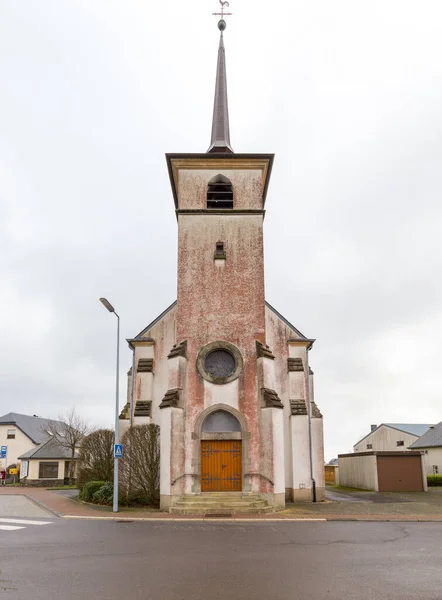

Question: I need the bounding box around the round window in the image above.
[204,350,236,379]
[196,341,243,384]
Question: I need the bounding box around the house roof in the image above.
[18,437,78,460]
[0,412,65,445]
[354,423,433,447]
[409,421,442,449]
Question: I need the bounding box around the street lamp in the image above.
[99,297,120,513]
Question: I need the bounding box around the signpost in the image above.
[0,446,7,459]
[114,444,123,459]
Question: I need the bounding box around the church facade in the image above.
[119,18,324,511]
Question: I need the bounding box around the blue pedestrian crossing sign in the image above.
[114,444,123,458]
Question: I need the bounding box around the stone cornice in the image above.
[137,358,154,373]
[159,388,182,409]
[288,338,315,349]
[287,357,304,372]
[256,340,275,360]
[127,338,155,349]
[167,340,187,359]
[261,388,284,409]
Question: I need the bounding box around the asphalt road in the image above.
[1,518,441,600]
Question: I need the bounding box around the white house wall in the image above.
[0,425,35,467]
[354,426,419,453]
[421,448,442,475]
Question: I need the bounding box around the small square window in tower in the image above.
[207,174,233,209]
[214,241,226,259]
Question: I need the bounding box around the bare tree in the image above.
[120,424,160,505]
[45,408,93,484]
[77,429,114,487]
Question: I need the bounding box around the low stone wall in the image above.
[21,479,64,487]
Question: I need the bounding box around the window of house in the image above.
[433,465,439,475]
[366,444,372,449]
[207,175,233,209]
[396,441,404,447]
[7,429,15,439]
[39,462,59,479]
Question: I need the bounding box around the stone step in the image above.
[177,496,267,504]
[174,501,268,509]
[170,505,274,515]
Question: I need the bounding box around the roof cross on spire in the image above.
[207,0,234,153]
[212,0,232,22]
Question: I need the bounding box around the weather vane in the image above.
[212,0,232,30]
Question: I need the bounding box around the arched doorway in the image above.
[201,410,242,492]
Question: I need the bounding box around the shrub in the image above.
[120,424,160,506]
[92,482,114,505]
[79,480,106,502]
[427,475,442,487]
[77,429,114,488]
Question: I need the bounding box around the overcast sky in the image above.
[1,1,441,460]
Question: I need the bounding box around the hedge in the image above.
[427,475,442,486]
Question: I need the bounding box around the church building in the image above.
[119,14,325,512]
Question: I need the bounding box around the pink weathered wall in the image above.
[175,168,266,490]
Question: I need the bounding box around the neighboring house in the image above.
[18,437,78,486]
[409,421,442,476]
[0,412,65,467]
[354,423,433,453]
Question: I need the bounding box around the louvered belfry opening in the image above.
[207,174,233,209]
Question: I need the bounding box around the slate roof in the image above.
[354,423,433,447]
[409,421,442,449]
[18,437,78,460]
[0,412,65,445]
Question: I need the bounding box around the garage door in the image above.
[377,455,423,492]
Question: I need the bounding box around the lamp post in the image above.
[99,297,120,513]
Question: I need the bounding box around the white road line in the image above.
[0,525,26,531]
[0,518,52,526]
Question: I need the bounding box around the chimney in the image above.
[370,424,377,432]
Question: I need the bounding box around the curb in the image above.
[61,515,442,523]
[62,515,327,522]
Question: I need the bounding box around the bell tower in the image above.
[163,10,277,503]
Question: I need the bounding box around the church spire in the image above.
[207,8,233,154]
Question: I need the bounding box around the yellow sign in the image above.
[9,468,18,475]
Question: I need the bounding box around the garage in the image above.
[338,451,427,492]
[377,454,424,492]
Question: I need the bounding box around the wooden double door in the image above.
[201,440,242,492]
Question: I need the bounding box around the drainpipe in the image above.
[129,343,136,428]
[305,345,316,502]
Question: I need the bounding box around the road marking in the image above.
[0,518,52,526]
[0,525,25,531]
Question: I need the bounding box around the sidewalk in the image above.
[1,485,442,521]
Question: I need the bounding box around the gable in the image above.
[131,301,177,340]
[264,301,308,340]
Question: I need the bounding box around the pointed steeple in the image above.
[207,20,233,154]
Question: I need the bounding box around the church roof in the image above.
[130,301,177,342]
[0,412,65,445]
[207,26,233,154]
